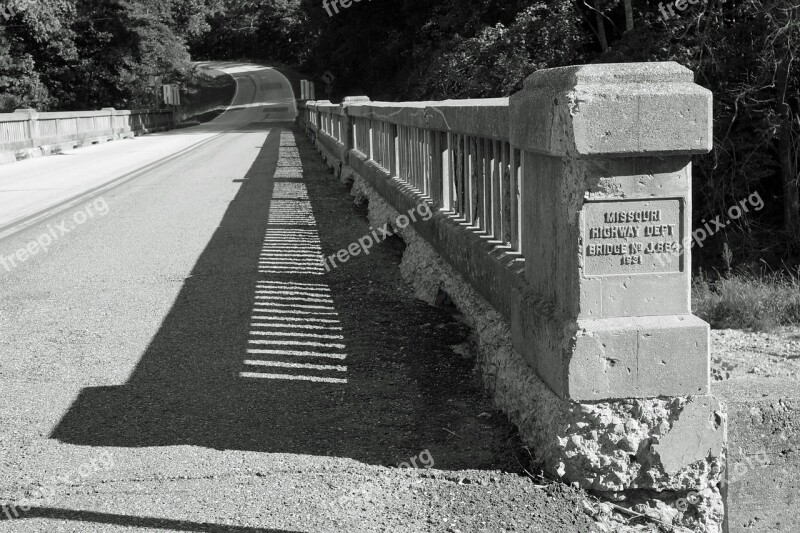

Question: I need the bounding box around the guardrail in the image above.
[301,62,714,403]
[0,107,176,164]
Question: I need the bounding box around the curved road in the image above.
[0,63,296,235]
[0,64,595,532]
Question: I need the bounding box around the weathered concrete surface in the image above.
[351,173,726,532]
[652,396,725,475]
[572,315,710,399]
[345,98,509,140]
[509,62,713,157]
[508,62,712,400]
[713,377,800,533]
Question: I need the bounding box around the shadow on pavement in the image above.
[51,122,514,471]
[3,507,301,532]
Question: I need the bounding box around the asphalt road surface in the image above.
[0,63,596,533]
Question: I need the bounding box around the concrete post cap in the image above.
[510,61,713,157]
[13,108,38,117]
[522,61,695,89]
[342,96,371,113]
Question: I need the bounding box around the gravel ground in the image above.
[711,328,800,381]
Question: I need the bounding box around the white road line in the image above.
[248,339,346,349]
[250,322,343,330]
[251,309,338,316]
[253,302,335,310]
[243,360,347,372]
[240,372,347,384]
[246,349,347,360]
[250,316,341,324]
[249,331,344,340]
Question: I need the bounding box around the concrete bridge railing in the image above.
[303,62,713,404]
[0,107,177,164]
[300,63,744,532]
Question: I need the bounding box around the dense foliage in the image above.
[0,0,221,111]
[1,0,798,267]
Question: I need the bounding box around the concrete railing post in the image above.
[102,108,120,138]
[509,62,713,401]
[14,108,39,147]
[338,97,371,183]
[310,100,330,135]
[342,96,370,154]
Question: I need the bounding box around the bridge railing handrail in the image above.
[0,107,177,163]
[306,98,521,253]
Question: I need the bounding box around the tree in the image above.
[0,0,194,111]
[623,0,634,31]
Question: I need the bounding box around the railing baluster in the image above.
[484,138,491,232]
[368,118,374,161]
[441,132,452,212]
[419,129,424,194]
[499,140,507,241]
[401,126,406,181]
[453,134,461,217]
[391,124,398,179]
[418,130,424,195]
[412,127,417,189]
[491,140,501,240]
[425,130,432,199]
[464,136,475,226]
[502,142,512,245]
[418,129,423,193]
[476,137,485,230]
[510,147,521,252]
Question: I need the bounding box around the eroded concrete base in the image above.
[351,174,727,532]
[315,142,358,188]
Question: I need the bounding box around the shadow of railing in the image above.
[2,507,301,532]
[50,123,512,471]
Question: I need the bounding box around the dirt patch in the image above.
[711,327,800,381]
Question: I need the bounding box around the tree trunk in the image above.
[775,7,799,244]
[623,0,634,32]
[778,139,798,234]
[596,5,609,52]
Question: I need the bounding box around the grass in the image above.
[692,267,800,331]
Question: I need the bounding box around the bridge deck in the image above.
[0,63,595,532]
